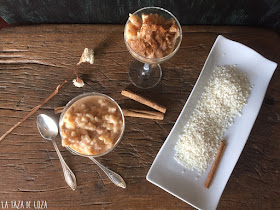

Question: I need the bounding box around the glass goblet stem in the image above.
[128,60,161,89]
[142,63,150,76]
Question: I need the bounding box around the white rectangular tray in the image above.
[146,35,277,210]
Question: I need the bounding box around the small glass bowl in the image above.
[59,92,125,158]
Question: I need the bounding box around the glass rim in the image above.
[59,92,125,158]
[124,6,183,62]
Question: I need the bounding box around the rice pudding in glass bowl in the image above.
[124,7,182,89]
[59,92,125,157]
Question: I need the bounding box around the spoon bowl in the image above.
[37,114,58,140]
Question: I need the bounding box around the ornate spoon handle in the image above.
[52,140,77,190]
[89,156,126,188]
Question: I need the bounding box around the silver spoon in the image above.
[37,114,77,191]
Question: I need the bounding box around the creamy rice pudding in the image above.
[60,95,124,156]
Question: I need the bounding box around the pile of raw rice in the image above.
[174,65,251,174]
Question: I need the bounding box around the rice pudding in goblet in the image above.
[124,7,182,89]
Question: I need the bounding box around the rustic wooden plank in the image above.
[0,25,279,209]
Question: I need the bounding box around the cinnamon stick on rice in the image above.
[121,90,166,114]
[204,140,227,189]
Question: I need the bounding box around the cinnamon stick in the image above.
[121,90,166,114]
[0,82,68,142]
[204,140,226,189]
[122,109,164,120]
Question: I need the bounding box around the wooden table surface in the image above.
[0,25,279,209]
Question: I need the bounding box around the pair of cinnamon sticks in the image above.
[121,90,166,120]
[54,89,166,120]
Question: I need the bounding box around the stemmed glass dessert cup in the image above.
[59,92,126,188]
[124,7,182,89]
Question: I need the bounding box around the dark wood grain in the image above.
[0,25,279,209]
